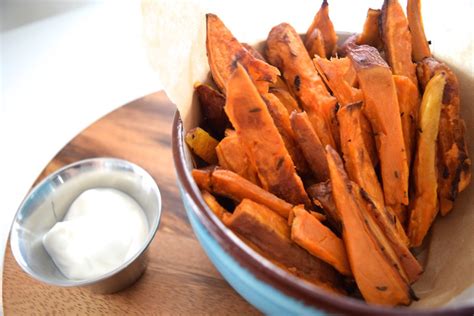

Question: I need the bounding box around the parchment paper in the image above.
[142,0,474,309]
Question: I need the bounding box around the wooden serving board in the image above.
[2,92,258,315]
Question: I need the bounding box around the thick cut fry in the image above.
[306,28,326,58]
[195,83,230,139]
[262,93,310,175]
[288,207,328,236]
[224,64,311,207]
[268,74,301,113]
[193,168,295,219]
[357,9,383,50]
[266,23,338,150]
[349,45,409,224]
[393,75,420,167]
[337,103,384,208]
[417,57,471,214]
[185,127,219,164]
[338,103,410,247]
[352,186,408,284]
[408,73,445,247]
[226,199,343,293]
[326,146,412,306]
[407,0,431,62]
[359,114,379,167]
[206,14,279,94]
[313,56,363,107]
[290,111,329,181]
[269,87,300,114]
[305,0,338,58]
[192,168,212,190]
[291,205,351,276]
[380,0,417,85]
[358,188,422,283]
[307,181,341,233]
[216,133,260,185]
[310,211,327,222]
[201,190,229,220]
[313,57,378,166]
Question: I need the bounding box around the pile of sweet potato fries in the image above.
[186,0,471,306]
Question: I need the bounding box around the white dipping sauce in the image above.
[42,188,149,280]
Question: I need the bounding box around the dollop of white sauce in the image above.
[42,188,148,280]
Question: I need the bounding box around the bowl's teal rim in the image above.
[172,110,473,315]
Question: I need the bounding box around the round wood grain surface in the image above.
[2,92,259,315]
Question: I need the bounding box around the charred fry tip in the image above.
[206,13,217,20]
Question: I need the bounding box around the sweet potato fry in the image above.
[226,199,344,293]
[195,83,230,139]
[291,205,351,276]
[417,57,471,214]
[313,56,378,166]
[313,56,363,107]
[216,133,260,185]
[192,168,294,219]
[352,187,408,282]
[290,111,329,181]
[262,93,310,175]
[193,168,212,192]
[201,190,229,220]
[326,146,412,306]
[357,9,383,50]
[337,103,384,208]
[338,102,410,247]
[288,208,327,236]
[305,0,338,58]
[305,28,326,58]
[393,75,420,167]
[358,188,422,283]
[269,87,300,114]
[380,0,417,85]
[206,13,280,94]
[266,23,338,150]
[224,64,311,207]
[341,57,358,88]
[269,76,300,111]
[307,181,341,232]
[407,0,431,62]
[233,232,337,289]
[359,114,379,167]
[349,45,409,224]
[185,127,219,164]
[310,211,327,222]
[408,73,445,247]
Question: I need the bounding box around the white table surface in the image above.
[1,0,471,312]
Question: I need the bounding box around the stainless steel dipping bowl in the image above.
[10,157,162,293]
